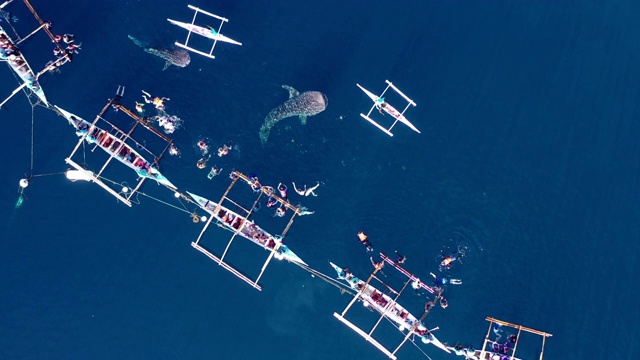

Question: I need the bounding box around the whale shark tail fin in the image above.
[128,35,147,49]
[299,115,308,125]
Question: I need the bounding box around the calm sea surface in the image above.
[2,1,639,359]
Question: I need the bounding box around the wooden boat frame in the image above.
[191,171,303,291]
[61,88,174,207]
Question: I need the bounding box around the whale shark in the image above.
[260,85,328,144]
[128,35,190,70]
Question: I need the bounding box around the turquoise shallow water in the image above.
[2,1,640,359]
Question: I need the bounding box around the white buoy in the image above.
[363,301,370,308]
[174,192,181,198]
[19,178,29,188]
[200,216,207,222]
[122,186,130,193]
[399,325,405,332]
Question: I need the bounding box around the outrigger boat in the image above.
[1,26,48,106]
[188,191,306,266]
[168,5,241,60]
[1,0,75,108]
[357,80,419,137]
[55,106,175,189]
[330,261,449,359]
[57,87,176,207]
[446,317,551,360]
[190,171,304,291]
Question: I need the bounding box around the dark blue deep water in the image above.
[2,1,639,359]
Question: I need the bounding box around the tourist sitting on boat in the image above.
[292,181,320,197]
[277,183,288,198]
[395,250,406,264]
[337,267,352,279]
[358,231,374,252]
[430,272,462,286]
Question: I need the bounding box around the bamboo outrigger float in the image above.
[190,171,303,291]
[57,87,176,207]
[476,317,552,360]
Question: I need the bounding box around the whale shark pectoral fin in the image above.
[128,35,146,48]
[299,115,308,125]
[162,61,171,71]
[282,85,299,99]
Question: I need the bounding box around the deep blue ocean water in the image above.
[2,1,639,359]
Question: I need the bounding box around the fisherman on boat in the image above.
[430,272,462,286]
[358,231,373,252]
[293,181,319,197]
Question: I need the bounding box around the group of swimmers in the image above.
[52,33,80,60]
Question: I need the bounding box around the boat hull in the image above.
[187,191,307,266]
[330,262,450,354]
[168,19,242,45]
[0,26,48,105]
[55,106,175,189]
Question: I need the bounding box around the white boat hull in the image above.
[1,26,48,105]
[167,19,242,46]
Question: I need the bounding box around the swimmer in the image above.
[63,34,74,44]
[196,155,210,169]
[135,102,145,113]
[440,251,462,269]
[424,300,436,312]
[296,205,315,216]
[430,272,462,286]
[357,231,374,252]
[197,140,209,155]
[217,144,231,157]
[292,181,320,197]
[207,166,222,179]
[395,250,406,264]
[142,90,169,110]
[370,256,384,271]
[275,206,286,217]
[440,297,448,309]
[277,183,288,198]
[266,197,278,208]
[168,144,180,156]
[53,34,62,43]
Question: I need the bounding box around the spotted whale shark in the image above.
[260,85,328,144]
[128,35,190,70]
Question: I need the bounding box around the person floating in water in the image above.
[135,102,145,113]
[293,181,319,197]
[424,300,436,312]
[217,144,231,157]
[142,90,169,110]
[207,166,222,179]
[196,155,210,169]
[168,144,180,156]
[275,206,286,217]
[112,86,125,110]
[440,250,463,270]
[277,183,288,199]
[430,272,462,286]
[296,205,315,216]
[440,297,448,309]
[370,256,385,272]
[395,250,406,264]
[358,231,373,252]
[197,140,209,155]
